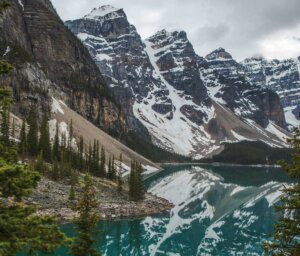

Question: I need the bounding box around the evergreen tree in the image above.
[0,5,68,253]
[88,141,92,172]
[27,107,39,157]
[78,136,84,171]
[39,111,51,162]
[0,93,10,146]
[108,155,112,180]
[52,122,60,161]
[263,128,300,255]
[69,183,75,201]
[129,161,144,201]
[117,154,123,192]
[51,158,60,181]
[10,117,15,140]
[19,121,27,157]
[99,146,106,177]
[70,174,101,256]
[112,155,116,180]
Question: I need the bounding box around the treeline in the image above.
[1,101,146,199]
[202,141,293,165]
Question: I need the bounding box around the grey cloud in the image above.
[51,0,300,60]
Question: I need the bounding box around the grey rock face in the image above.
[0,0,127,137]
[241,57,300,129]
[201,48,286,128]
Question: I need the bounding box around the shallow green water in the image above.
[42,165,291,256]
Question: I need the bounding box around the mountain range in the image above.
[0,1,298,161]
[65,5,297,158]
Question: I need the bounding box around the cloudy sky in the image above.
[51,0,300,61]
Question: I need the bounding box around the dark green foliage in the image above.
[0,60,13,74]
[206,141,293,165]
[0,89,11,146]
[27,107,39,157]
[99,146,106,178]
[0,11,68,253]
[35,152,46,174]
[39,111,52,162]
[78,136,84,171]
[129,161,144,201]
[70,174,101,256]
[19,121,27,157]
[117,154,123,192]
[263,128,300,255]
[52,122,60,161]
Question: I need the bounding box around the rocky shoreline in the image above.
[28,177,173,222]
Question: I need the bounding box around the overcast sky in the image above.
[51,0,300,61]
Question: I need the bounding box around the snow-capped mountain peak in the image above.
[84,5,123,20]
[205,47,233,61]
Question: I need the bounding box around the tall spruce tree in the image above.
[70,174,101,256]
[108,155,112,180]
[99,146,106,177]
[27,107,39,157]
[78,136,84,171]
[0,29,69,253]
[39,111,51,162]
[19,121,27,157]
[129,161,144,201]
[117,154,123,192]
[52,122,60,161]
[263,128,300,255]
[0,90,10,146]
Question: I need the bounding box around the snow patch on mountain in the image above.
[84,5,122,20]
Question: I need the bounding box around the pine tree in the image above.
[51,158,60,181]
[39,111,51,162]
[135,163,145,201]
[112,155,116,180]
[99,146,106,178]
[0,6,68,252]
[129,161,144,201]
[10,117,15,140]
[263,128,300,255]
[19,121,27,157]
[78,136,84,171]
[52,122,60,161]
[88,141,92,172]
[108,155,112,180]
[27,107,39,157]
[117,154,123,192]
[0,94,10,146]
[70,174,101,256]
[0,161,69,255]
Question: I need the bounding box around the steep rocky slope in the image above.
[0,0,125,136]
[66,6,289,159]
[241,57,300,130]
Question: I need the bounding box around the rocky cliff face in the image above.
[200,48,286,129]
[0,0,126,137]
[65,6,167,130]
[241,57,300,130]
[66,6,289,158]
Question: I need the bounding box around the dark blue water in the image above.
[44,165,291,256]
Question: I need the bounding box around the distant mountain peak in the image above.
[147,29,188,43]
[84,5,123,20]
[205,47,233,61]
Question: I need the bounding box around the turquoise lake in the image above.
[45,164,291,256]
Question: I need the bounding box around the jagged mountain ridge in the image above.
[240,56,300,130]
[66,5,290,159]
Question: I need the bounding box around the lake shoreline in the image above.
[36,192,174,223]
[159,162,281,168]
[27,177,174,223]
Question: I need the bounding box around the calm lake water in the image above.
[45,164,291,256]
